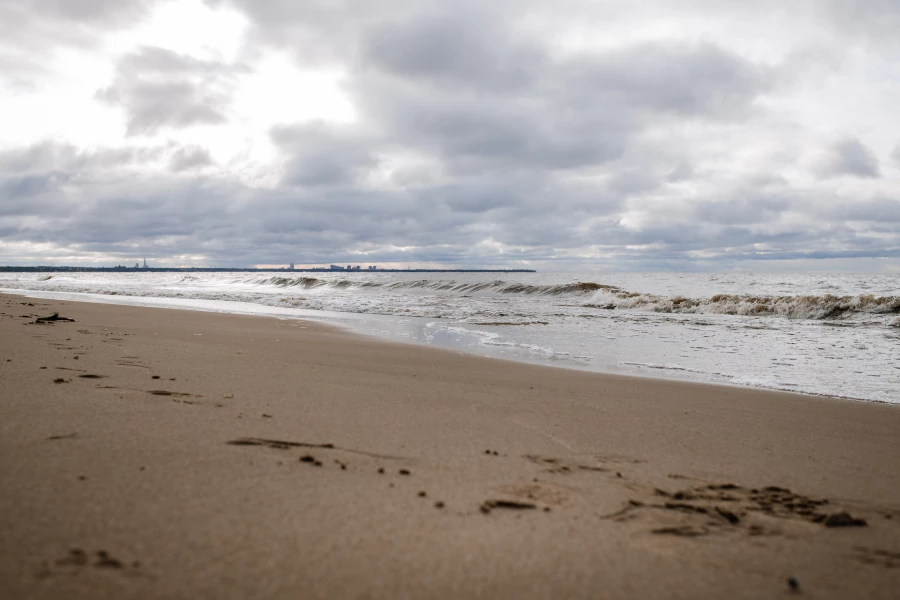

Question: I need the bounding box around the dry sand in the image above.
[1,292,898,599]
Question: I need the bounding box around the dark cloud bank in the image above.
[1,0,898,269]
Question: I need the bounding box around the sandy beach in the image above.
[1,292,898,599]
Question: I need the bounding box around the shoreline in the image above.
[2,292,898,599]
[3,287,889,406]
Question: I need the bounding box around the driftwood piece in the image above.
[35,313,76,323]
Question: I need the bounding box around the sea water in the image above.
[2,271,898,404]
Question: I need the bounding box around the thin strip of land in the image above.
[0,267,536,273]
[1,292,898,599]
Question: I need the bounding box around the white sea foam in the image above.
[621,362,711,375]
[425,322,580,360]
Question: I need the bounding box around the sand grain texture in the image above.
[1,293,898,599]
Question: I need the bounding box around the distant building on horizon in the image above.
[327,264,376,271]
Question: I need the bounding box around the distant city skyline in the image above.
[1,1,898,272]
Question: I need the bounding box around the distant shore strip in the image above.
[0,267,537,273]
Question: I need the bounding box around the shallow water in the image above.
[3,271,898,403]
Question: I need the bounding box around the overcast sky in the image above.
[1,0,899,271]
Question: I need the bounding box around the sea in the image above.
[2,271,898,404]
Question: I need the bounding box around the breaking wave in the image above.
[257,276,328,289]
[254,276,621,296]
[585,292,900,320]
[248,275,900,322]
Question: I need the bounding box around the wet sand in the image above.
[1,292,898,599]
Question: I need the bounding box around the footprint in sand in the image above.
[35,549,142,580]
[523,453,643,475]
[854,547,900,569]
[602,481,877,539]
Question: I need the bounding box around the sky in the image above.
[1,0,899,271]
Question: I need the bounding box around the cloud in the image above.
[355,82,629,173]
[814,137,881,179]
[557,42,773,118]
[0,139,181,176]
[96,46,244,135]
[815,0,900,42]
[0,0,152,48]
[0,0,153,90]
[350,34,772,180]
[362,14,543,93]
[270,122,378,187]
[169,145,215,172]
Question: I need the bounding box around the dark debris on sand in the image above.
[615,481,869,534]
[821,512,867,527]
[31,313,76,324]
[480,499,538,514]
[54,548,132,571]
[227,437,335,451]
